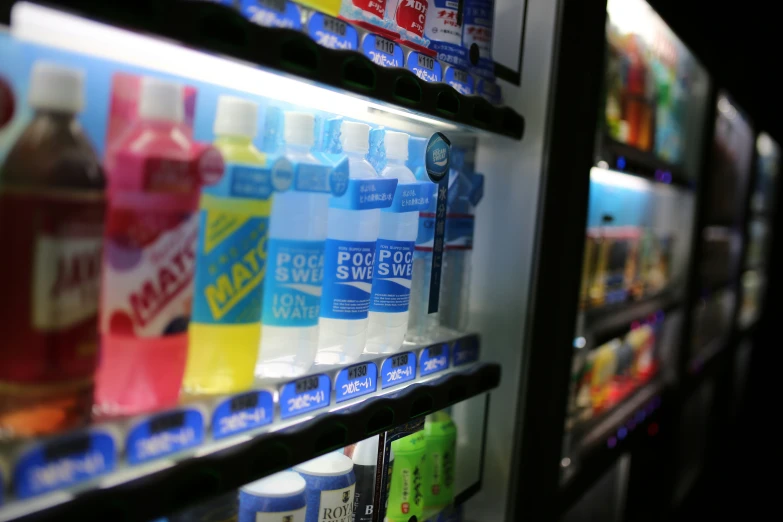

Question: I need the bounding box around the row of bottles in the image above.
[0,60,483,436]
[153,411,459,522]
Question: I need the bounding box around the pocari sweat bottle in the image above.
[317,121,381,364]
[406,137,440,343]
[257,112,330,378]
[366,132,419,354]
[439,147,475,332]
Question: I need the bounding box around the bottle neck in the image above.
[34,109,76,122]
[344,149,368,160]
[215,134,254,147]
[386,156,407,166]
[286,142,313,154]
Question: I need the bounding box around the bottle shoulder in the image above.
[1,116,104,189]
[380,163,417,184]
[215,138,266,166]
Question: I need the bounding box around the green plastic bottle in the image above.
[423,412,457,512]
[388,431,427,522]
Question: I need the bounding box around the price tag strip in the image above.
[335,362,378,403]
[2,333,482,504]
[126,409,205,466]
[212,390,275,439]
[279,374,332,419]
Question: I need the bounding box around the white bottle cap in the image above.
[214,95,259,138]
[284,112,315,147]
[27,62,84,114]
[384,131,409,161]
[241,471,306,498]
[340,121,370,154]
[352,435,379,466]
[138,77,184,123]
[294,452,354,477]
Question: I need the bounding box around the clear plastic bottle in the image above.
[257,112,330,378]
[317,121,381,364]
[185,95,267,395]
[439,147,476,332]
[366,131,418,354]
[0,62,104,436]
[406,137,440,343]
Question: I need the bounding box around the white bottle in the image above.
[257,112,330,378]
[366,132,419,354]
[317,121,381,364]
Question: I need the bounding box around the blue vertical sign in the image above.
[426,133,451,313]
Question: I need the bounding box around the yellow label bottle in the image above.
[184,96,270,395]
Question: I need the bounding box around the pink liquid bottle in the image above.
[96,77,202,416]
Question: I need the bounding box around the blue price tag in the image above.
[241,0,302,30]
[13,431,116,499]
[280,374,331,419]
[386,181,435,213]
[308,12,359,50]
[444,67,475,96]
[362,34,404,68]
[477,77,502,105]
[335,362,378,403]
[406,51,443,83]
[381,352,417,388]
[453,335,480,366]
[126,409,204,465]
[420,343,450,376]
[212,390,274,439]
[330,178,398,210]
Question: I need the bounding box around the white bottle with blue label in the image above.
[317,121,381,364]
[406,137,440,343]
[257,112,330,378]
[366,132,419,354]
[439,147,476,332]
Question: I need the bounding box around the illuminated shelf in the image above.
[582,291,680,345]
[0,334,499,522]
[4,0,524,139]
[598,137,692,188]
[559,379,664,510]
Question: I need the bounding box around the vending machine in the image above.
[514,0,715,518]
[0,0,572,521]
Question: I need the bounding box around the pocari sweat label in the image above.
[320,239,376,320]
[262,239,324,326]
[369,239,415,313]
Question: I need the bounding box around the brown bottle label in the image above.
[0,188,104,382]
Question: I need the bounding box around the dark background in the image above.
[646,1,782,518]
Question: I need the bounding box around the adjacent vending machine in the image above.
[0,0,571,521]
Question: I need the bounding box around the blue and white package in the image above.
[462,0,495,80]
[439,147,477,332]
[367,131,434,354]
[294,453,356,522]
[424,0,469,70]
[317,122,387,365]
[241,0,303,30]
[240,471,307,522]
[405,137,441,342]
[258,112,332,378]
